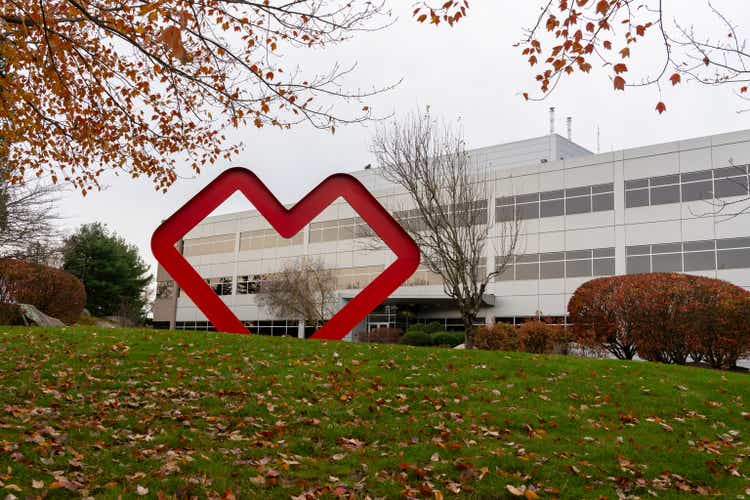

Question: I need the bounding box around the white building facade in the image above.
[153,129,750,337]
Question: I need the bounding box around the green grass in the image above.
[0,327,748,499]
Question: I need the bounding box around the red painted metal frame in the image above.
[151,167,420,340]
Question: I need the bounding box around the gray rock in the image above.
[81,308,91,317]
[18,304,65,327]
[453,343,466,350]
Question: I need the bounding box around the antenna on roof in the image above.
[566,117,572,141]
[549,107,555,135]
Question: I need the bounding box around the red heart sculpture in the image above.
[151,167,420,340]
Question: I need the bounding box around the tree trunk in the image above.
[463,314,475,349]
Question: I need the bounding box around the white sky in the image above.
[56,1,750,274]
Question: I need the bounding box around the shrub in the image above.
[518,320,556,354]
[356,327,403,344]
[404,323,426,335]
[423,321,444,334]
[400,331,433,346]
[474,322,519,351]
[550,326,575,355]
[0,259,86,324]
[431,331,465,347]
[0,303,24,325]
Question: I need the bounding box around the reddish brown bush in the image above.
[518,320,558,354]
[355,327,403,344]
[474,322,519,351]
[0,259,86,324]
[569,273,750,368]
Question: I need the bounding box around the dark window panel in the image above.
[650,174,680,186]
[516,202,539,220]
[684,251,716,271]
[625,179,649,189]
[681,180,713,202]
[592,193,615,212]
[495,206,515,222]
[496,196,515,206]
[593,247,616,258]
[627,255,651,274]
[540,261,565,279]
[717,237,750,249]
[540,199,564,218]
[718,248,750,269]
[681,170,713,182]
[626,245,651,256]
[515,263,540,280]
[714,165,748,178]
[539,252,565,262]
[652,242,682,254]
[683,239,715,252]
[516,193,539,204]
[714,176,749,198]
[565,186,591,197]
[566,196,591,215]
[496,265,514,281]
[566,259,592,278]
[625,189,649,208]
[516,253,540,264]
[650,185,680,205]
[652,253,682,272]
[593,258,616,276]
[540,189,565,200]
[566,249,592,260]
[592,183,615,194]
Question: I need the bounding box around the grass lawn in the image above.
[0,327,749,499]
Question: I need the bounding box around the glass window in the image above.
[651,174,679,186]
[650,185,680,205]
[626,189,649,208]
[593,258,615,276]
[516,254,539,264]
[565,186,591,197]
[566,196,591,215]
[539,252,565,262]
[717,237,750,249]
[540,261,564,279]
[626,245,650,256]
[592,193,614,212]
[566,249,592,260]
[627,256,650,274]
[592,183,614,194]
[496,205,515,222]
[516,202,539,220]
[566,259,592,278]
[718,248,750,270]
[714,177,748,198]
[652,242,682,254]
[515,263,539,280]
[540,189,564,200]
[625,179,648,189]
[684,251,716,271]
[652,253,682,272]
[496,265,514,281]
[681,181,713,202]
[683,240,715,252]
[681,170,712,182]
[496,196,514,206]
[714,166,747,178]
[593,247,616,258]
[516,193,539,204]
[540,199,564,218]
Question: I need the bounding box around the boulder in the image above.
[81,308,92,317]
[453,343,466,350]
[18,304,65,327]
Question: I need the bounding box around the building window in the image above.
[240,228,303,251]
[497,247,615,281]
[206,276,233,296]
[183,234,236,257]
[496,182,614,222]
[626,236,750,274]
[242,319,298,336]
[236,275,261,294]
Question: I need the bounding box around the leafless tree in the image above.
[370,109,521,348]
[0,177,60,262]
[257,258,339,330]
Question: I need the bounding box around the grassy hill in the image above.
[0,327,748,498]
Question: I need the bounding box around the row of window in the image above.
[625,164,750,208]
[173,320,301,336]
[496,183,615,221]
[496,247,616,281]
[308,217,374,243]
[395,200,489,231]
[626,237,750,274]
[239,229,304,251]
[182,234,236,257]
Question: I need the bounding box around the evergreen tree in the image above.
[63,223,151,321]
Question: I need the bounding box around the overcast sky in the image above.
[56,1,750,274]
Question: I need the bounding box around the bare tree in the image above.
[371,109,520,348]
[257,258,339,330]
[0,177,60,262]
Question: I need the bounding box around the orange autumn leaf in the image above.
[613,75,626,90]
[655,101,667,114]
[669,73,681,85]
